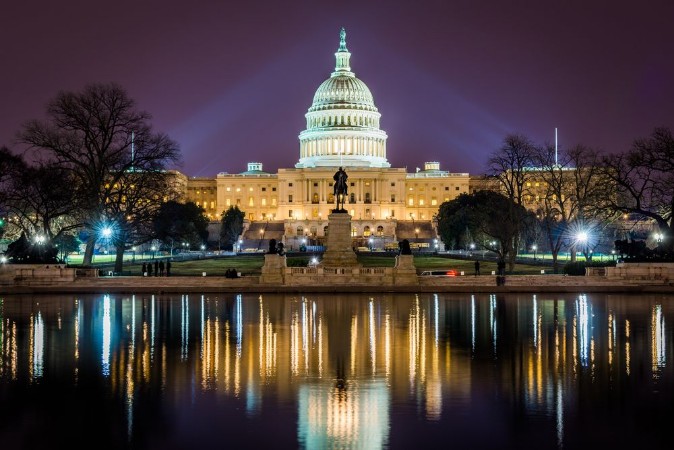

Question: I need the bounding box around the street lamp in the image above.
[151,245,156,259]
[532,244,537,261]
[576,231,588,260]
[369,237,374,251]
[415,228,419,239]
[131,246,136,263]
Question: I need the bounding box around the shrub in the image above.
[563,261,586,276]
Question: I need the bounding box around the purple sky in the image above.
[2,1,673,177]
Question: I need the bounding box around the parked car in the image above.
[420,270,457,277]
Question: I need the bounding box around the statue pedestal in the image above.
[260,254,286,284]
[394,254,418,285]
[321,213,360,268]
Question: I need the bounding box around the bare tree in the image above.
[533,144,606,271]
[19,83,181,267]
[599,127,674,253]
[487,134,537,269]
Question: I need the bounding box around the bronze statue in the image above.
[333,166,348,211]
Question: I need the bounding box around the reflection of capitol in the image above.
[1,293,673,447]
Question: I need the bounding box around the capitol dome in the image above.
[296,28,389,169]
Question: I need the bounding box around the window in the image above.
[408,197,414,206]
[312,193,319,204]
[226,198,231,206]
[236,199,241,205]
[313,182,318,187]
[272,198,277,206]
[296,226,304,236]
[261,198,267,206]
[364,192,371,204]
[445,186,449,191]
[377,225,384,236]
[262,187,266,192]
[419,198,425,206]
[289,183,293,187]
[248,197,254,206]
[351,227,357,237]
[249,187,254,192]
[391,182,395,187]
[350,182,355,187]
[363,226,371,237]
[289,210,293,218]
[288,194,293,203]
[391,194,396,202]
[226,187,231,192]
[431,198,437,206]
[210,201,215,209]
[236,187,241,192]
[272,187,276,192]
[350,193,355,203]
[455,186,460,191]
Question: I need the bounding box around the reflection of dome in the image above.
[297,28,389,169]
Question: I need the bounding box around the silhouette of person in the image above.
[142,262,147,276]
[159,260,165,276]
[474,260,480,276]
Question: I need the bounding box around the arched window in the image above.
[312,193,319,204]
[363,226,371,237]
[351,227,357,237]
[377,226,384,236]
[296,226,304,236]
[310,226,317,236]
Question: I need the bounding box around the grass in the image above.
[90,253,550,276]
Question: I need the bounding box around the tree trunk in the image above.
[551,250,559,273]
[83,234,95,266]
[114,243,125,273]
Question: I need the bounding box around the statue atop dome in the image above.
[339,27,347,51]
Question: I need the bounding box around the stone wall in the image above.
[606,262,674,282]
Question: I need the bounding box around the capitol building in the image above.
[176,29,471,250]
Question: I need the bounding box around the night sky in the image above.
[2,0,673,177]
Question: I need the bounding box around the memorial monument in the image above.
[320,167,360,268]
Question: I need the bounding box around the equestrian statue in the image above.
[333,166,348,212]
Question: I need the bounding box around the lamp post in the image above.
[131,246,136,263]
[532,244,537,261]
[576,231,588,261]
[655,233,663,255]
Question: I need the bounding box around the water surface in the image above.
[1,292,672,449]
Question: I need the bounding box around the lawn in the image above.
[92,253,550,276]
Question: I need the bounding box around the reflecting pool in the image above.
[1,293,673,449]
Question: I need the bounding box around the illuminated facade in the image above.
[178,29,470,245]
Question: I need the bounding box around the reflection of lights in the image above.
[490,294,497,353]
[652,305,666,375]
[102,295,111,376]
[369,299,376,374]
[625,319,631,376]
[576,295,589,367]
[471,295,476,354]
[31,311,45,380]
[181,295,189,361]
